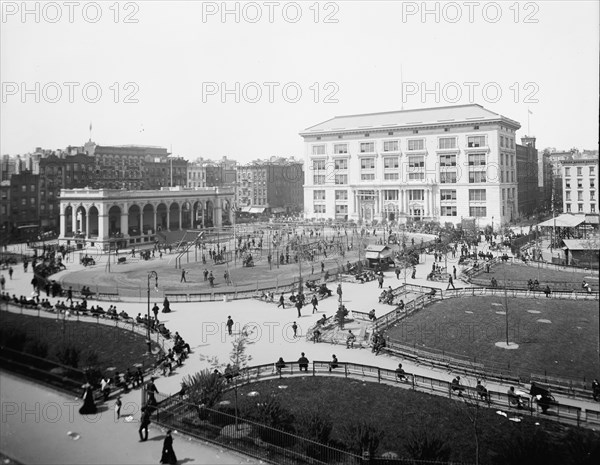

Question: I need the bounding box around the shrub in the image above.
[492,428,559,465]
[54,343,81,368]
[403,428,452,462]
[341,419,385,458]
[181,369,225,409]
[23,339,49,358]
[1,328,29,351]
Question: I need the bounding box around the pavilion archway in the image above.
[128,204,141,236]
[181,201,192,229]
[156,203,168,231]
[142,204,154,234]
[193,201,204,228]
[88,206,99,237]
[205,200,214,228]
[169,202,180,230]
[108,206,122,236]
[64,205,74,236]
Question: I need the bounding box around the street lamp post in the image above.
[147,271,158,353]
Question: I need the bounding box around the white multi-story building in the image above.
[562,159,598,214]
[299,104,520,226]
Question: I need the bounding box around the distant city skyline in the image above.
[1,1,598,161]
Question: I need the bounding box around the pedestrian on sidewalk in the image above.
[378,274,384,289]
[411,266,416,279]
[311,294,318,313]
[0,274,5,291]
[336,283,343,303]
[453,265,457,280]
[295,299,302,318]
[226,316,234,335]
[447,275,456,290]
[8,266,13,280]
[395,267,400,280]
[139,405,151,441]
[160,430,177,464]
[278,293,285,308]
[180,269,187,283]
[114,396,122,419]
[292,321,298,338]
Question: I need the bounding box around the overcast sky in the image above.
[1,1,598,161]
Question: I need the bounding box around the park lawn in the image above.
[223,376,577,465]
[385,296,599,381]
[0,312,160,374]
[479,262,599,288]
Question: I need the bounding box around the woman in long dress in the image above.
[78,383,97,415]
[160,430,177,464]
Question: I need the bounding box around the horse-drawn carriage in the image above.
[529,382,558,414]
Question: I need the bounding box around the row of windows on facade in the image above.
[311,135,507,155]
[564,166,596,177]
[313,188,496,202]
[565,191,596,202]
[312,153,515,171]
[565,178,596,189]
[565,203,597,213]
[312,204,489,217]
[312,171,500,184]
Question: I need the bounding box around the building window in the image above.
[383,190,398,201]
[590,166,595,176]
[360,142,375,153]
[361,158,375,169]
[335,205,348,215]
[468,153,486,166]
[312,160,326,170]
[469,171,486,183]
[441,189,457,201]
[313,190,326,200]
[407,139,424,151]
[510,138,514,149]
[440,172,457,184]
[333,144,347,154]
[591,204,596,213]
[578,204,584,212]
[469,206,487,217]
[313,175,325,185]
[578,179,583,188]
[440,154,456,167]
[566,203,571,212]
[577,167,582,176]
[384,157,399,169]
[383,140,399,152]
[469,189,486,201]
[334,159,348,170]
[314,205,326,214]
[361,173,375,181]
[335,174,348,184]
[500,136,504,148]
[441,206,457,216]
[409,190,423,201]
[335,190,348,200]
[312,145,325,155]
[438,137,456,150]
[565,167,571,177]
[467,136,486,147]
[384,173,399,181]
[591,191,596,201]
[565,180,571,189]
[591,179,596,188]
[577,191,583,201]
[565,191,571,201]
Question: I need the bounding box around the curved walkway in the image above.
[2,237,599,464]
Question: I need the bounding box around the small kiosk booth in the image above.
[365,245,394,270]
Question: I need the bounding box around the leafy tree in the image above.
[181,369,225,409]
[295,408,333,444]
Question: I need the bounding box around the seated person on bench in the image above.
[346,330,356,348]
[395,363,407,381]
[298,352,309,372]
[275,357,286,374]
[451,376,465,396]
[476,380,488,400]
[507,386,524,408]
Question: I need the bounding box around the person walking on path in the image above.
[203,268,208,281]
[160,430,177,464]
[295,299,302,318]
[114,396,122,419]
[378,274,384,289]
[311,294,318,313]
[278,293,286,308]
[411,266,416,279]
[292,321,298,338]
[0,274,5,291]
[447,275,456,290]
[67,286,73,303]
[336,283,343,303]
[226,316,234,335]
[152,303,159,322]
[395,267,400,280]
[180,269,187,283]
[139,405,151,441]
[8,266,13,280]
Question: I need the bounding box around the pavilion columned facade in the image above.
[58,187,235,250]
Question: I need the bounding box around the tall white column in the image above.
[153,207,157,232]
[120,213,128,236]
[59,212,66,238]
[85,212,90,238]
[98,214,108,242]
[71,210,77,234]
[166,209,171,231]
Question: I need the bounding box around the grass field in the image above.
[0,311,160,374]
[477,262,599,289]
[222,377,593,465]
[385,296,599,381]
